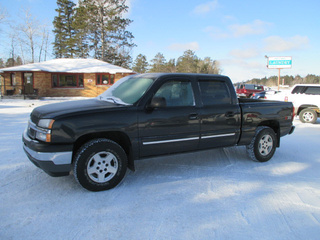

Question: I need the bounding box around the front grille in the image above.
[27,121,37,139]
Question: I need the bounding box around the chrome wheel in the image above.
[87,151,119,183]
[247,126,277,162]
[299,109,317,124]
[258,134,273,156]
[74,139,127,191]
[302,111,314,122]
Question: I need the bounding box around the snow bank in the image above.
[1,99,320,240]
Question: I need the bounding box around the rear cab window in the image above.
[304,87,320,95]
[291,86,305,94]
[291,85,320,95]
[198,80,231,106]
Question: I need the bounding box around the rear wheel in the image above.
[246,126,277,162]
[73,138,127,191]
[299,108,317,124]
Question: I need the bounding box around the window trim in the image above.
[51,73,84,88]
[96,73,115,86]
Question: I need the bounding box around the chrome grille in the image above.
[27,121,37,139]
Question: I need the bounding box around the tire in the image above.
[299,108,317,124]
[246,126,277,162]
[73,138,127,191]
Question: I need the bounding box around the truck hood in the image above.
[31,98,127,121]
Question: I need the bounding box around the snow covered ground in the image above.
[1,99,320,240]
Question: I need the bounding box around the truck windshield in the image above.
[98,75,154,105]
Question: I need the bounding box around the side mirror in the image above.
[147,97,166,110]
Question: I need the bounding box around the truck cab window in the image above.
[154,80,194,107]
[199,80,231,105]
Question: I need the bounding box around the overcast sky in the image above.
[1,0,319,82]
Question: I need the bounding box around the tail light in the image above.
[292,106,295,120]
[252,93,256,97]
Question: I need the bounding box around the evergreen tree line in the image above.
[52,0,135,68]
[245,74,320,87]
[132,50,221,74]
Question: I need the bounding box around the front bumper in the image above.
[22,129,73,177]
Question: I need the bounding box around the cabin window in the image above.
[96,73,115,85]
[51,73,84,88]
[10,73,16,86]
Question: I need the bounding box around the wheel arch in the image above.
[73,131,134,171]
[297,105,319,115]
[257,120,280,147]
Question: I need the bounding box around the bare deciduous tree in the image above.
[18,9,39,63]
[0,6,7,27]
[39,27,50,62]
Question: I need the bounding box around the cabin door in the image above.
[24,73,34,95]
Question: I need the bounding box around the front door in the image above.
[24,73,34,95]
[138,78,200,157]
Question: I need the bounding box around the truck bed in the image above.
[238,97,294,146]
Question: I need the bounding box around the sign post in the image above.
[266,56,292,90]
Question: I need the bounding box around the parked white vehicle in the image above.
[276,84,320,124]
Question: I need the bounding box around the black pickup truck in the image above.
[23,73,295,191]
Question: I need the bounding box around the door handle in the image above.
[189,113,198,120]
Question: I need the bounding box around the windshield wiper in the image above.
[100,96,130,106]
[106,97,118,104]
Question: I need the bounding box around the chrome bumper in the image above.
[23,129,72,176]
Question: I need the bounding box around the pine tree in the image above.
[81,0,135,66]
[102,45,132,68]
[5,58,14,67]
[149,53,167,72]
[16,56,23,66]
[176,50,198,73]
[132,54,148,73]
[197,57,221,74]
[166,59,176,73]
[53,0,76,58]
[0,58,4,68]
[73,1,90,58]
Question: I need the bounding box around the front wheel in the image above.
[73,138,127,191]
[299,108,317,124]
[246,126,277,162]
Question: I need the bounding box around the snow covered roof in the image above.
[0,58,134,74]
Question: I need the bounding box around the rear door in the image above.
[197,77,241,149]
[138,77,200,157]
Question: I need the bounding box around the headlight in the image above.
[35,119,55,142]
[38,119,55,129]
[36,130,51,142]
